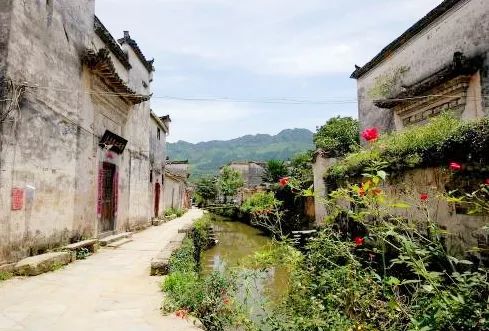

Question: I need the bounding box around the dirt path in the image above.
[0,209,204,331]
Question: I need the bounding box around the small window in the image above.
[157,128,161,140]
[150,170,153,183]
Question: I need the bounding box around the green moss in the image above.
[0,271,13,282]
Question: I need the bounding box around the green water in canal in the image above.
[201,217,289,305]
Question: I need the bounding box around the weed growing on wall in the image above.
[0,271,13,282]
[326,114,489,183]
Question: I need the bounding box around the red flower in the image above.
[279,177,289,187]
[372,188,383,196]
[223,296,230,305]
[175,309,189,319]
[449,162,462,171]
[485,179,489,185]
[358,187,366,197]
[354,237,364,247]
[361,128,380,142]
[420,193,429,201]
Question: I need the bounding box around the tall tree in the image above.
[194,176,217,206]
[217,166,244,203]
[313,116,360,157]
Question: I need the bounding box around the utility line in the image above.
[14,81,489,105]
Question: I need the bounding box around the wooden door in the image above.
[99,162,116,234]
[154,182,161,217]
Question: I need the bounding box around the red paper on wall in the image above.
[11,188,24,210]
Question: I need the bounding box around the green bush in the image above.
[314,116,360,157]
[288,151,314,190]
[240,192,281,215]
[326,114,489,182]
[164,207,186,218]
[262,160,289,184]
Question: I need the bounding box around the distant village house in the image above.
[164,160,191,210]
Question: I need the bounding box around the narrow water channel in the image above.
[201,216,288,306]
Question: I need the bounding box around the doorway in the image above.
[154,182,161,217]
[99,162,117,235]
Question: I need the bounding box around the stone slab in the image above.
[150,241,183,276]
[99,232,132,246]
[107,238,133,248]
[14,252,72,276]
[177,224,193,234]
[63,239,99,252]
[170,232,186,243]
[152,219,165,226]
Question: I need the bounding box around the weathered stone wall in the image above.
[315,158,488,261]
[0,0,12,79]
[356,0,489,133]
[122,45,153,227]
[149,115,167,218]
[229,162,265,188]
[312,155,336,225]
[0,0,96,263]
[383,168,488,260]
[163,175,186,210]
[0,0,155,263]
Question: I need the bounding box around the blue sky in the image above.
[96,0,442,143]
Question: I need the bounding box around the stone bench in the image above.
[14,252,73,276]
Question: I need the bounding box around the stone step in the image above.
[14,252,73,276]
[99,232,132,246]
[63,239,99,252]
[107,238,133,248]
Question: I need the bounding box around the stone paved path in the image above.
[0,209,204,331]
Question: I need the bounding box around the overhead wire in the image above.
[16,81,489,106]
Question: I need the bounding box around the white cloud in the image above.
[96,0,444,142]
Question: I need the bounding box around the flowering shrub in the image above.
[250,171,489,331]
[240,192,281,217]
[278,177,289,187]
[449,161,462,171]
[361,127,380,142]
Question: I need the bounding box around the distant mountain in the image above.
[167,129,314,178]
